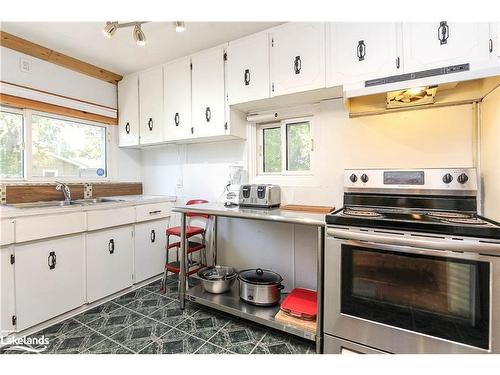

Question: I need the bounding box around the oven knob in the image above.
[349,174,358,183]
[442,173,453,184]
[361,174,369,183]
[457,173,469,184]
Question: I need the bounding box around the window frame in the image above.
[257,117,313,177]
[0,106,111,183]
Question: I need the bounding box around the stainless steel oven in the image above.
[324,227,500,354]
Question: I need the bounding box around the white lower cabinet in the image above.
[134,219,169,283]
[1,246,16,336]
[14,235,85,331]
[86,226,134,303]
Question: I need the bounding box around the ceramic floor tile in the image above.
[113,289,152,306]
[40,325,107,354]
[73,301,123,325]
[83,339,134,354]
[123,292,174,317]
[109,317,173,353]
[147,301,198,327]
[208,319,267,354]
[194,342,233,354]
[84,306,144,337]
[27,318,82,342]
[0,344,41,355]
[139,329,204,354]
[142,279,171,294]
[175,308,231,340]
[253,329,315,354]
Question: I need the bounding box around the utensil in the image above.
[198,266,237,294]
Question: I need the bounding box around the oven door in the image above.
[324,227,500,354]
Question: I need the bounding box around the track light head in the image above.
[133,24,147,46]
[174,21,186,33]
[102,21,118,38]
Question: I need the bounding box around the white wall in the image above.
[140,100,476,290]
[0,47,117,109]
[480,86,500,221]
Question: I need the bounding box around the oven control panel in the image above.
[344,168,477,193]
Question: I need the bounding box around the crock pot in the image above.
[238,268,284,306]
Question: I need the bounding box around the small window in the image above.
[258,119,312,175]
[31,114,107,178]
[0,110,24,179]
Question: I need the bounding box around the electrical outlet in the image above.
[19,58,30,73]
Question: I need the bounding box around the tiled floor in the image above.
[1,278,315,355]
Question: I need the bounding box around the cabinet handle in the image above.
[205,107,211,122]
[438,21,449,45]
[191,127,194,134]
[244,69,250,86]
[357,40,366,61]
[294,56,301,74]
[396,57,400,69]
[47,251,56,270]
[174,112,180,126]
[149,210,161,215]
[151,229,156,243]
[148,118,153,131]
[489,38,493,53]
[125,122,130,134]
[108,239,115,254]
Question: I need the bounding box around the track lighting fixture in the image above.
[174,21,186,33]
[102,21,149,46]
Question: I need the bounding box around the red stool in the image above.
[160,199,209,293]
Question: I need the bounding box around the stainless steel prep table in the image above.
[172,202,326,353]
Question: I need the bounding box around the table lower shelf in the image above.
[185,282,316,342]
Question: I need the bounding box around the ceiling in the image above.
[1,22,282,76]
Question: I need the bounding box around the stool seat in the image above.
[166,225,205,238]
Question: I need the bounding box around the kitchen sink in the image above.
[8,198,125,209]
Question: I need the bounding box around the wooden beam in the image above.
[0,31,123,85]
[0,93,118,125]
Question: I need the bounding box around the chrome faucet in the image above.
[55,181,71,202]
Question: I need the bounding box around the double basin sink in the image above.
[9,198,124,209]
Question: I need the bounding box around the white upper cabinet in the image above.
[118,74,140,147]
[164,57,192,141]
[327,23,401,86]
[270,23,326,96]
[402,22,492,72]
[191,45,226,137]
[139,66,164,145]
[227,32,270,105]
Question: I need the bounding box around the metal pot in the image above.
[238,268,284,306]
[198,266,237,294]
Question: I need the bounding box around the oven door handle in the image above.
[326,228,500,255]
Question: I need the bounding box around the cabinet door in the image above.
[227,32,270,105]
[86,226,133,303]
[118,74,139,146]
[14,235,84,331]
[1,246,16,335]
[191,46,226,137]
[164,57,192,141]
[402,22,491,72]
[139,66,164,144]
[270,23,326,96]
[134,219,169,283]
[328,23,401,86]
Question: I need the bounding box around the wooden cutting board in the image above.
[275,310,317,333]
[281,204,335,214]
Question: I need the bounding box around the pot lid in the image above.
[238,268,282,285]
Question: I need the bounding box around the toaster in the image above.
[239,184,281,208]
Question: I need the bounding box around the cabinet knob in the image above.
[47,251,57,270]
[191,127,194,134]
[174,112,180,126]
[148,118,153,131]
[151,230,156,243]
[125,122,130,134]
[357,40,366,61]
[205,107,211,122]
[108,239,115,254]
[438,21,449,45]
[244,69,251,86]
[294,56,301,74]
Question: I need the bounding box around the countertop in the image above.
[173,202,327,227]
[0,195,177,219]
